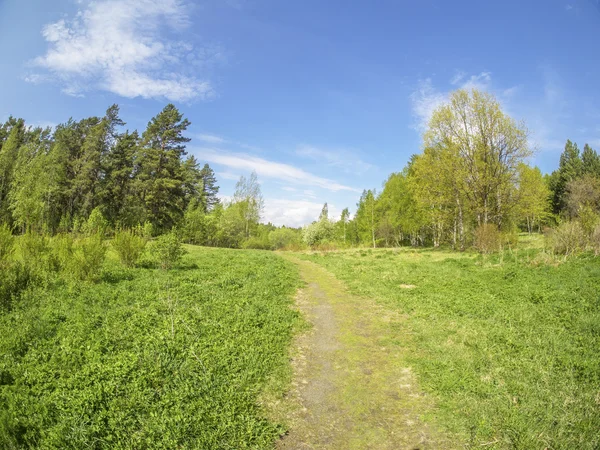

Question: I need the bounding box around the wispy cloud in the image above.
[197,133,227,144]
[217,171,240,181]
[411,71,507,131]
[263,199,340,227]
[29,0,221,101]
[409,78,448,131]
[193,148,361,193]
[296,144,373,173]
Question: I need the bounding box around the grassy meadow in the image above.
[0,244,302,449]
[299,237,600,449]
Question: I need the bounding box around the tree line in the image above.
[0,104,292,248]
[304,89,600,252]
[3,89,599,253]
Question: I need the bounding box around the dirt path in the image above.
[274,256,456,450]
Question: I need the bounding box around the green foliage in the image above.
[300,244,600,449]
[474,223,502,253]
[241,236,271,250]
[0,224,14,267]
[112,228,147,267]
[73,233,107,281]
[546,221,586,255]
[269,227,302,250]
[49,233,74,272]
[84,206,109,236]
[302,218,334,247]
[19,230,52,276]
[0,261,31,312]
[0,247,301,448]
[152,231,186,269]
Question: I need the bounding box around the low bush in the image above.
[546,221,586,256]
[241,236,272,250]
[0,261,31,312]
[269,228,301,250]
[0,224,14,267]
[84,207,109,236]
[152,231,185,269]
[112,229,147,267]
[474,223,502,253]
[73,233,107,281]
[48,233,74,272]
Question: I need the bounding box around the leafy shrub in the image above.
[0,224,14,267]
[579,205,599,238]
[152,231,185,269]
[0,261,31,312]
[84,207,108,236]
[143,221,154,239]
[474,223,502,253]
[302,219,334,247]
[242,236,272,250]
[112,229,147,267]
[19,231,51,276]
[269,228,301,250]
[546,221,586,256]
[49,233,74,272]
[73,233,107,281]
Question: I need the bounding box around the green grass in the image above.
[299,243,600,449]
[0,245,302,449]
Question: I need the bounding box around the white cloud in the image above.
[217,171,240,181]
[410,71,493,131]
[409,78,448,131]
[29,0,217,101]
[450,70,465,85]
[197,133,227,144]
[296,144,373,173]
[194,148,361,193]
[263,199,340,227]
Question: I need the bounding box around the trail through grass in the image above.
[298,246,600,449]
[274,255,456,449]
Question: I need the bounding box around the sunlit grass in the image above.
[0,246,302,449]
[299,237,600,449]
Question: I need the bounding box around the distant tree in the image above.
[199,163,220,212]
[550,140,583,214]
[319,203,329,221]
[355,189,377,248]
[339,207,350,244]
[233,171,263,237]
[582,144,600,178]
[100,130,138,226]
[0,120,25,225]
[516,164,551,233]
[424,89,530,229]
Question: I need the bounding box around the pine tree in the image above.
[582,144,600,178]
[100,130,138,225]
[199,163,220,212]
[135,104,191,231]
[551,140,583,214]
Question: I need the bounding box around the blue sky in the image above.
[1,0,600,226]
